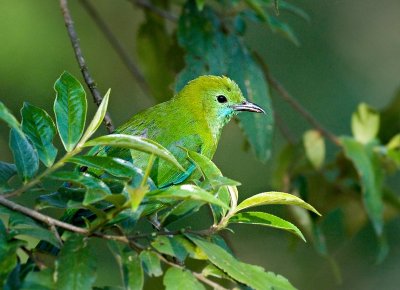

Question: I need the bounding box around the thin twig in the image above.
[0,196,88,234]
[80,0,150,95]
[60,0,114,133]
[274,111,295,144]
[131,0,178,22]
[256,55,341,147]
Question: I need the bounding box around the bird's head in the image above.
[176,75,265,132]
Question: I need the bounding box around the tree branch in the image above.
[131,0,178,22]
[60,0,114,133]
[256,56,341,147]
[80,0,150,95]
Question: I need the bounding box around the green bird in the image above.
[35,75,264,255]
[94,75,265,188]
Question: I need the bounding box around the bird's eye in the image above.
[217,95,227,103]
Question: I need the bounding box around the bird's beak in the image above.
[232,101,266,114]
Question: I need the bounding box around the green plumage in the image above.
[93,75,264,187]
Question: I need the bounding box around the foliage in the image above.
[1,0,400,288]
[0,72,317,289]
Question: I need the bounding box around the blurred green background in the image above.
[1,0,400,289]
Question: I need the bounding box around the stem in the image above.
[80,0,150,95]
[4,149,79,198]
[140,154,155,187]
[131,0,178,22]
[60,0,114,133]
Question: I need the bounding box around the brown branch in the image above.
[131,0,178,22]
[256,56,341,147]
[60,0,114,133]
[80,0,151,95]
[0,196,88,234]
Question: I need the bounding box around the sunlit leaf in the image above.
[140,250,162,277]
[0,101,20,130]
[54,71,87,152]
[187,234,296,290]
[229,211,305,241]
[184,149,234,219]
[303,130,325,169]
[78,89,110,145]
[202,264,231,280]
[9,128,39,181]
[235,191,320,215]
[47,171,111,205]
[341,137,383,235]
[83,134,184,171]
[147,184,229,209]
[351,103,380,144]
[163,267,205,290]
[55,234,96,290]
[67,156,137,178]
[21,102,57,167]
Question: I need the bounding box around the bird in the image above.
[92,75,265,188]
[35,75,265,255]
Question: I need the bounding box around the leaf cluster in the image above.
[0,72,318,289]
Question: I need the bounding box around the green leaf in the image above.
[0,205,61,247]
[54,71,87,152]
[387,133,400,150]
[139,250,162,277]
[147,184,229,209]
[79,89,110,145]
[36,187,85,209]
[67,156,137,178]
[84,134,184,171]
[9,128,39,181]
[279,1,310,22]
[187,234,296,290]
[108,241,144,290]
[229,211,305,241]
[0,101,20,130]
[55,234,96,290]
[235,191,320,215]
[163,267,205,290]
[20,269,55,290]
[47,171,111,205]
[0,162,17,192]
[341,137,384,235]
[184,149,235,219]
[176,3,273,162]
[244,0,267,21]
[266,14,300,46]
[202,264,231,280]
[303,130,325,169]
[21,102,57,167]
[151,236,187,261]
[351,103,380,144]
[0,220,25,288]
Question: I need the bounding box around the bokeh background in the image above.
[1,0,400,289]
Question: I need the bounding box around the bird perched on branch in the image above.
[94,75,265,187]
